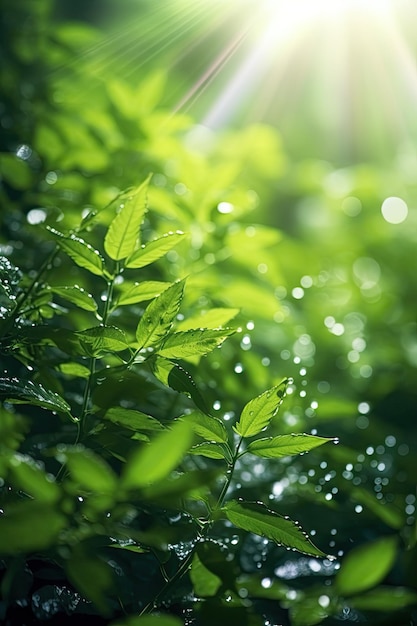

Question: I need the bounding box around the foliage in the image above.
[1,1,417,625]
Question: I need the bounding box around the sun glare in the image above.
[197,0,417,162]
[69,0,417,162]
[262,0,392,20]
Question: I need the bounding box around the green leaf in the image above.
[350,486,405,529]
[247,433,336,458]
[104,175,151,261]
[0,377,72,416]
[189,442,228,460]
[0,501,66,554]
[236,574,289,600]
[59,445,118,493]
[104,407,164,432]
[135,279,185,350]
[66,554,112,616]
[59,362,91,378]
[125,231,186,269]
[77,325,129,356]
[349,586,417,611]
[0,153,33,189]
[181,410,228,443]
[9,454,60,503]
[157,328,235,359]
[149,356,210,414]
[47,227,106,277]
[109,544,148,554]
[288,593,332,626]
[335,535,398,596]
[116,280,171,306]
[190,552,222,597]
[177,307,240,331]
[14,326,81,356]
[195,541,238,592]
[49,285,98,311]
[234,379,289,438]
[141,469,219,505]
[121,419,194,489]
[224,500,329,558]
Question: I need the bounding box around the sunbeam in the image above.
[53,0,417,163]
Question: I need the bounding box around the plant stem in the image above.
[139,530,206,616]
[215,435,244,510]
[78,269,118,435]
[140,435,244,615]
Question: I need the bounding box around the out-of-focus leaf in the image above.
[236,574,289,600]
[9,454,60,503]
[157,328,234,359]
[14,326,81,356]
[313,398,358,421]
[59,362,91,378]
[59,445,118,493]
[335,536,398,596]
[0,558,33,605]
[224,500,329,558]
[46,227,107,277]
[141,469,218,505]
[0,502,66,554]
[0,377,72,416]
[49,285,98,311]
[149,356,210,414]
[66,554,112,616]
[351,486,405,529]
[104,407,164,432]
[349,586,417,611]
[104,176,150,260]
[135,279,185,349]
[190,552,222,597]
[234,379,289,438]
[126,231,186,268]
[116,280,171,306]
[121,419,193,489]
[0,153,33,189]
[288,593,332,626]
[181,410,228,443]
[77,325,129,356]
[247,434,336,458]
[196,541,238,592]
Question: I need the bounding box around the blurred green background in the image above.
[1,0,417,623]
